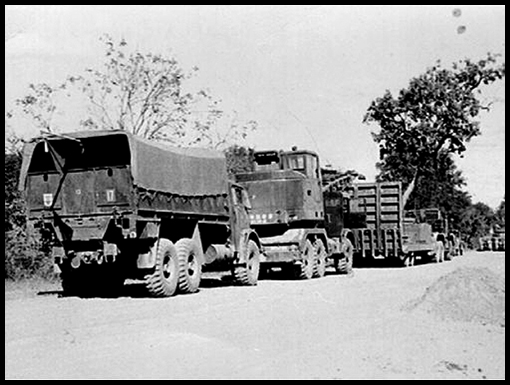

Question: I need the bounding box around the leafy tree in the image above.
[364,53,505,190]
[459,202,497,248]
[363,53,505,225]
[403,152,472,228]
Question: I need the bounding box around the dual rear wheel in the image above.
[145,237,202,297]
[296,238,328,280]
[145,237,261,297]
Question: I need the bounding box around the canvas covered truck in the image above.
[18,130,261,297]
[234,148,353,279]
[342,181,442,267]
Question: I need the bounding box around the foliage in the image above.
[459,202,497,248]
[5,225,55,281]
[403,152,472,228]
[71,35,256,148]
[364,53,505,230]
[15,83,63,134]
[364,53,505,186]
[4,152,54,280]
[224,145,255,177]
[5,152,25,231]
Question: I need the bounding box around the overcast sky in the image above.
[5,5,505,208]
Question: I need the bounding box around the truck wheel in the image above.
[233,240,260,286]
[176,238,202,294]
[313,239,327,278]
[145,238,179,297]
[335,238,353,274]
[297,239,315,279]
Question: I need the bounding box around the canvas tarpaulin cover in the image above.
[19,130,229,197]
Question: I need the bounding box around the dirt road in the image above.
[5,251,505,379]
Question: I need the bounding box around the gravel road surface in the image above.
[5,251,505,379]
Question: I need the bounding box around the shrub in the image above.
[5,224,56,281]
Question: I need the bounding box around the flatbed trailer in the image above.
[343,181,439,266]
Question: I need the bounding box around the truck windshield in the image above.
[287,155,305,172]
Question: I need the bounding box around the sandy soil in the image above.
[5,251,505,379]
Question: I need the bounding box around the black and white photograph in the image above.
[5,5,505,379]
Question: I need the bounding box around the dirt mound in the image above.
[405,267,505,326]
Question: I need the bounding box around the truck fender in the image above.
[191,223,205,265]
[237,229,262,264]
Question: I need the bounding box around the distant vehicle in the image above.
[479,229,505,252]
[343,182,441,267]
[404,208,461,260]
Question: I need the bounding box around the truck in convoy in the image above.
[479,226,505,252]
[341,182,441,266]
[235,146,444,271]
[18,130,261,297]
[404,207,463,258]
[235,148,354,278]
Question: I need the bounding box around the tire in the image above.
[176,238,202,294]
[335,238,354,274]
[145,238,179,297]
[233,240,260,286]
[313,239,327,278]
[297,239,315,279]
[403,253,415,267]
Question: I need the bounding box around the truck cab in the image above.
[236,148,324,232]
[235,147,351,279]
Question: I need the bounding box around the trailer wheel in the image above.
[335,238,354,274]
[233,240,260,286]
[176,238,202,294]
[313,239,327,278]
[145,238,179,297]
[297,239,315,279]
[403,253,415,267]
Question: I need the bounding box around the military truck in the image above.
[341,181,442,267]
[18,130,261,297]
[479,228,506,252]
[404,207,458,259]
[235,148,354,279]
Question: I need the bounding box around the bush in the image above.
[5,225,56,281]
[5,151,56,281]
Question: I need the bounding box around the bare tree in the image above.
[72,35,256,147]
